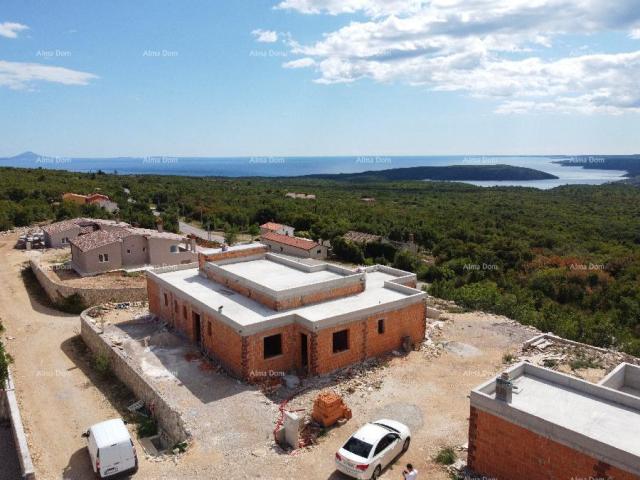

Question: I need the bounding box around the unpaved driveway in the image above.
[0,237,156,480]
[0,233,536,479]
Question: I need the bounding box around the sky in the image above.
[0,0,639,157]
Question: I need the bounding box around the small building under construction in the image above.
[469,362,640,480]
[146,244,426,381]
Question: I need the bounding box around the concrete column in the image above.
[241,337,250,379]
[310,332,319,376]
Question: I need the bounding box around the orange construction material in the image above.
[312,391,351,427]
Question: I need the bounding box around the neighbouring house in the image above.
[261,231,328,259]
[69,226,197,276]
[285,192,316,200]
[341,231,418,255]
[260,222,295,237]
[62,192,119,213]
[42,218,128,248]
[343,231,383,245]
[468,362,640,480]
[147,244,426,381]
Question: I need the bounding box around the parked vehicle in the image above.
[84,419,138,478]
[335,419,411,479]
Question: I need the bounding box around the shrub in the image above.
[0,337,12,385]
[434,446,456,465]
[94,353,111,377]
[56,293,87,314]
[502,352,515,364]
[137,417,158,438]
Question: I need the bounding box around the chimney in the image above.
[495,372,513,403]
[156,217,164,233]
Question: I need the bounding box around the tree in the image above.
[393,249,418,272]
[332,236,365,264]
[224,226,238,246]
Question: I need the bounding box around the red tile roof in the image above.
[69,225,184,252]
[68,228,131,252]
[261,231,320,251]
[260,222,289,231]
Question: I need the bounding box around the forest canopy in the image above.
[1,166,639,355]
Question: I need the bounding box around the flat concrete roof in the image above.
[219,258,344,291]
[471,362,640,476]
[152,265,425,334]
[510,375,639,456]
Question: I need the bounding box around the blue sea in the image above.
[0,154,628,189]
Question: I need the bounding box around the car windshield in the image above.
[343,437,373,459]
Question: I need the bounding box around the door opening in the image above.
[300,333,308,372]
[192,312,202,346]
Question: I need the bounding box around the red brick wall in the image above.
[364,302,425,358]
[276,282,365,310]
[149,275,425,381]
[198,246,267,269]
[314,301,426,375]
[243,324,305,381]
[147,276,162,317]
[468,407,640,480]
[200,313,244,378]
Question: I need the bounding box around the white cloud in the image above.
[631,28,640,39]
[277,0,640,114]
[283,57,316,68]
[276,0,427,17]
[0,21,28,39]
[252,29,279,43]
[0,61,98,90]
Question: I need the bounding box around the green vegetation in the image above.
[172,441,188,453]
[502,352,515,364]
[56,292,87,314]
[569,352,603,371]
[434,446,457,465]
[136,416,158,438]
[1,166,640,355]
[93,352,111,377]
[0,321,13,385]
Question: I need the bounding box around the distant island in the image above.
[302,164,559,182]
[554,155,640,177]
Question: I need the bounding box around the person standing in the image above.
[402,463,418,479]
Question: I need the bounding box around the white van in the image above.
[85,419,138,478]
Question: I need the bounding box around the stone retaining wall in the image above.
[30,259,147,306]
[1,371,36,480]
[80,309,189,445]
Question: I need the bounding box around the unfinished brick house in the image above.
[147,244,426,381]
[468,362,640,480]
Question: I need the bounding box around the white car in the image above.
[335,419,411,480]
[84,418,138,479]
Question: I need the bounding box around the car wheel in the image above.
[371,465,382,480]
[402,437,411,452]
